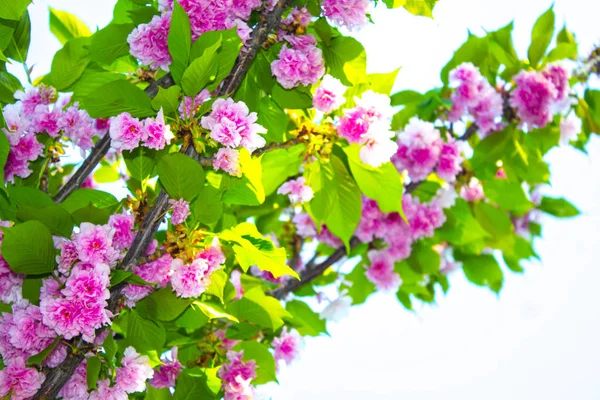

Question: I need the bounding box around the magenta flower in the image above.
[321,0,370,31]
[134,253,173,287]
[366,250,401,292]
[170,258,210,298]
[128,12,173,71]
[109,112,144,151]
[179,89,211,119]
[271,34,325,89]
[218,350,257,400]
[150,346,183,389]
[115,346,154,393]
[75,223,118,266]
[109,211,135,251]
[213,147,242,177]
[142,108,174,150]
[277,177,314,204]
[436,140,463,182]
[0,358,45,400]
[198,237,226,273]
[272,328,301,365]
[169,198,190,225]
[58,361,88,400]
[509,70,558,128]
[393,117,442,182]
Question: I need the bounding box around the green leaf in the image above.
[539,196,580,218]
[0,132,11,184]
[271,83,313,109]
[407,242,441,274]
[48,37,90,90]
[225,322,260,340]
[27,336,60,366]
[390,90,423,106]
[89,23,134,65]
[456,252,503,293]
[344,145,404,214]
[174,372,215,400]
[102,333,118,364]
[59,188,118,213]
[368,69,400,95]
[93,164,120,183]
[473,201,513,238]
[16,204,74,237]
[124,147,156,181]
[168,1,192,83]
[71,203,111,225]
[220,222,298,279]
[400,0,438,17]
[67,65,126,101]
[341,262,375,305]
[21,278,42,305]
[320,35,367,86]
[126,310,166,353]
[546,43,578,62]
[482,179,534,216]
[151,85,182,115]
[257,97,288,143]
[0,70,23,104]
[223,148,265,206]
[309,156,362,250]
[194,300,239,322]
[260,144,304,195]
[286,300,327,336]
[228,287,291,330]
[192,186,223,226]
[136,288,192,321]
[175,302,210,330]
[4,11,30,63]
[80,80,154,118]
[86,356,102,390]
[157,153,205,201]
[205,269,227,302]
[0,0,31,20]
[527,6,555,67]
[232,341,277,384]
[0,220,56,275]
[207,28,242,91]
[181,35,220,95]
[49,7,91,45]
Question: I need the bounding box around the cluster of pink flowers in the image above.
[169,198,191,225]
[271,34,325,89]
[150,346,183,389]
[272,328,301,366]
[0,357,45,399]
[282,7,312,28]
[170,238,225,298]
[509,62,571,129]
[393,117,463,182]
[129,0,260,70]
[313,74,348,114]
[321,0,370,31]
[448,63,504,135]
[277,177,314,204]
[2,86,107,183]
[109,109,173,151]
[337,91,398,167]
[201,98,266,154]
[179,90,210,119]
[213,148,242,177]
[0,221,23,304]
[218,350,257,400]
[123,253,173,306]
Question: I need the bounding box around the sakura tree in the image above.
[0,0,597,399]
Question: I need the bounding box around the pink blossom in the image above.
[110,112,144,151]
[542,62,571,111]
[142,109,174,150]
[122,284,154,307]
[448,63,503,135]
[201,98,266,153]
[32,104,62,136]
[44,343,68,368]
[272,328,301,365]
[283,7,312,27]
[559,114,581,145]
[218,350,257,400]
[460,178,485,202]
[134,253,174,287]
[271,34,325,89]
[292,213,317,237]
[0,259,24,304]
[358,121,398,168]
[56,238,79,274]
[433,186,458,209]
[403,195,446,240]
[316,225,343,248]
[510,70,558,128]
[14,86,55,114]
[366,250,401,291]
[89,379,128,400]
[170,258,210,298]
[321,0,370,31]
[60,103,102,150]
[436,140,463,182]
[198,237,226,273]
[58,361,88,400]
[393,117,442,182]
[75,223,118,266]
[169,198,190,225]
[6,302,57,360]
[337,108,370,143]
[109,211,135,251]
[115,346,154,393]
[179,90,211,119]
[230,269,244,300]
[150,346,183,389]
[313,74,348,113]
[128,12,172,70]
[213,148,242,177]
[277,177,314,204]
[0,359,45,400]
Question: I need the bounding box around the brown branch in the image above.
[35,2,297,397]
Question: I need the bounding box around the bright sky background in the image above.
[8,0,600,399]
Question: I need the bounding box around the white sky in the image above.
[8,0,600,399]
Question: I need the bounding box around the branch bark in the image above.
[35,2,296,397]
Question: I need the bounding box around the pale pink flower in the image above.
[128,12,172,71]
[230,269,244,300]
[58,361,88,400]
[366,250,401,292]
[277,177,314,204]
[358,121,398,168]
[179,90,211,119]
[393,117,442,182]
[169,198,190,225]
[313,74,347,113]
[321,0,370,31]
[122,284,154,307]
[170,258,210,298]
[115,346,154,393]
[198,237,226,273]
[213,148,242,177]
[219,350,257,400]
[460,178,485,202]
[134,253,173,287]
[89,379,128,400]
[559,114,581,145]
[0,359,45,400]
[109,112,144,151]
[0,259,24,304]
[142,108,174,150]
[75,223,118,266]
[292,213,317,237]
[271,34,325,89]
